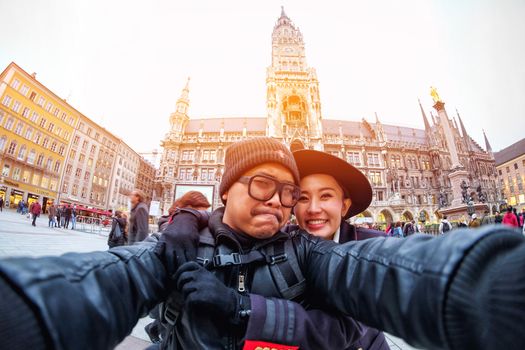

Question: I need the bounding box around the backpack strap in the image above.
[264,239,306,300]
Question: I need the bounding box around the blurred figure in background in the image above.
[107,211,127,248]
[128,189,150,244]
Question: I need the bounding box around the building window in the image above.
[377,191,384,201]
[27,149,36,164]
[72,184,78,196]
[369,171,382,186]
[87,158,93,167]
[14,122,23,135]
[182,150,195,161]
[73,135,80,145]
[54,160,61,173]
[20,85,29,96]
[514,163,519,170]
[82,140,88,150]
[391,155,402,168]
[12,167,21,180]
[37,96,45,107]
[41,177,49,189]
[0,136,6,151]
[17,145,26,160]
[79,154,85,163]
[42,138,49,148]
[68,116,74,126]
[2,95,12,106]
[507,166,510,173]
[7,141,17,155]
[367,153,380,167]
[58,145,65,156]
[5,117,14,130]
[50,142,57,152]
[81,187,87,198]
[201,167,215,181]
[11,79,20,89]
[84,171,90,181]
[39,118,46,128]
[45,102,52,112]
[69,149,76,159]
[33,132,41,144]
[29,91,36,101]
[32,174,41,186]
[36,154,45,167]
[12,101,21,113]
[66,164,73,175]
[47,123,54,132]
[60,112,67,121]
[30,111,39,123]
[90,145,96,154]
[75,168,82,178]
[2,164,10,177]
[62,182,69,193]
[346,151,361,166]
[21,170,30,182]
[22,107,30,118]
[53,108,59,117]
[46,158,53,171]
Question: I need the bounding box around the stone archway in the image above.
[377,209,394,224]
[401,210,414,222]
[354,210,373,226]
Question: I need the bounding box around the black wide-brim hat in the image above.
[292,150,372,219]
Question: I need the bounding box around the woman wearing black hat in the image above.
[292,149,383,243]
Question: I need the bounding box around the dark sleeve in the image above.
[135,206,150,235]
[0,242,169,349]
[298,225,525,350]
[245,294,366,349]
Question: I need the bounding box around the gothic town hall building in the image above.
[156,9,500,225]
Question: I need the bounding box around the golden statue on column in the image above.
[430,86,442,103]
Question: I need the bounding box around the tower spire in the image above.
[418,98,431,131]
[483,129,493,153]
[456,108,471,152]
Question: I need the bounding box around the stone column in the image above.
[434,101,462,169]
[449,169,470,207]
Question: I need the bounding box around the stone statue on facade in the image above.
[477,185,487,203]
[438,191,447,208]
[460,180,470,203]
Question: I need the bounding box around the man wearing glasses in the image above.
[1,137,525,350]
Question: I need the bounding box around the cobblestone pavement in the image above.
[0,209,420,350]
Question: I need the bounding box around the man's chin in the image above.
[248,225,280,239]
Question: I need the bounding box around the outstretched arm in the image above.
[0,243,169,350]
[300,225,525,350]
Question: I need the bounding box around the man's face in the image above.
[222,162,294,239]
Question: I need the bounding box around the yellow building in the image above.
[495,138,525,210]
[0,62,78,211]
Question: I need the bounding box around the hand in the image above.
[175,262,250,325]
[159,211,200,276]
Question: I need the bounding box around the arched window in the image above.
[0,136,7,151]
[36,153,45,167]
[17,145,26,160]
[7,141,17,155]
[27,149,36,164]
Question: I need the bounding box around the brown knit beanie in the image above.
[219,137,300,202]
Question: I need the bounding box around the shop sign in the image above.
[4,180,19,188]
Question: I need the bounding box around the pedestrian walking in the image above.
[503,207,519,227]
[107,211,127,248]
[468,213,481,228]
[30,201,41,226]
[59,206,66,228]
[481,210,493,225]
[64,205,72,229]
[48,204,57,228]
[128,189,150,244]
[71,205,77,230]
[0,197,3,212]
[439,216,452,234]
[494,211,503,224]
[56,206,62,228]
[393,221,404,237]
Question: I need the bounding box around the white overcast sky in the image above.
[1,0,524,154]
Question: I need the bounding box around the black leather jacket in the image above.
[0,223,524,350]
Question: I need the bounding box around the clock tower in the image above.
[266,7,323,150]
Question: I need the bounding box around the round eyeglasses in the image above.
[237,174,301,208]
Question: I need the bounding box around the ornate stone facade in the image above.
[157,9,499,224]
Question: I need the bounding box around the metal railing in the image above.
[75,215,110,235]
